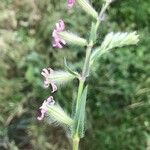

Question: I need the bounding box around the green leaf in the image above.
[89,22,97,42]
[90,32,139,65]
[73,86,88,138]
[64,58,79,78]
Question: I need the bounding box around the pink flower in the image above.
[37,96,55,121]
[41,68,58,93]
[68,0,76,8]
[52,20,66,48]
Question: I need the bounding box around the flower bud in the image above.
[77,0,98,19]
[59,31,87,47]
[50,70,75,84]
[52,20,66,49]
[68,0,76,8]
[37,96,73,126]
[47,104,73,126]
[41,68,75,92]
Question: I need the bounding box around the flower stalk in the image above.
[37,0,139,150]
[72,1,116,149]
[73,136,80,150]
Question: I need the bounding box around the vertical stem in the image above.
[82,41,93,77]
[76,79,85,111]
[73,136,80,150]
[72,21,99,150]
[72,2,112,149]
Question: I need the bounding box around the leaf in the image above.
[64,58,79,78]
[72,86,88,138]
[90,32,139,65]
[89,22,97,42]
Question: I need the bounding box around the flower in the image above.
[41,68,58,93]
[68,0,76,8]
[37,96,55,121]
[52,20,66,48]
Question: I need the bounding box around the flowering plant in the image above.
[37,0,139,149]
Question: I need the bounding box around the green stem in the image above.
[95,20,100,32]
[99,0,111,19]
[73,136,80,150]
[76,79,85,111]
[72,20,99,150]
[72,1,112,148]
[82,41,93,78]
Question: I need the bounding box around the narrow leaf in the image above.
[64,58,79,78]
[90,32,139,65]
[89,22,97,42]
[73,86,88,138]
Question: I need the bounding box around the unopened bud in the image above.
[77,0,98,19]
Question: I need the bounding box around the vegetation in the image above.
[0,0,149,149]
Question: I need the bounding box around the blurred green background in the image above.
[0,0,149,149]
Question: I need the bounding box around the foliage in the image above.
[0,0,149,149]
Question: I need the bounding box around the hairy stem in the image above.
[72,25,97,150]
[82,41,93,78]
[99,0,111,19]
[76,79,85,111]
[73,136,80,150]
[72,1,112,149]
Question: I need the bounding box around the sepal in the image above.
[59,31,87,47]
[47,104,73,126]
[77,0,98,19]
